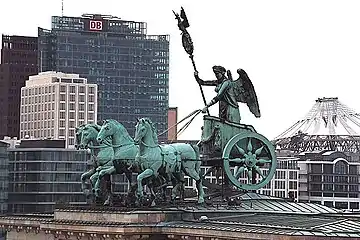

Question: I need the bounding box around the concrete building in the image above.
[0,35,38,139]
[298,150,360,210]
[259,155,299,200]
[20,71,97,148]
[38,14,170,141]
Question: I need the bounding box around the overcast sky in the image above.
[1,0,360,140]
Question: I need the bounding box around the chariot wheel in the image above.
[223,131,277,191]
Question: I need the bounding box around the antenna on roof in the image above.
[61,0,64,16]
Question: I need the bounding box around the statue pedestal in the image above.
[54,206,190,224]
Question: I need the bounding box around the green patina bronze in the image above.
[174,7,276,191]
[96,119,169,204]
[76,124,114,205]
[134,117,204,204]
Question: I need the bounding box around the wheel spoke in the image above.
[254,146,264,157]
[235,144,246,156]
[229,157,245,164]
[234,166,245,179]
[256,158,271,164]
[254,166,265,178]
[247,139,253,152]
[247,168,253,183]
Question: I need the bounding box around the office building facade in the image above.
[0,141,9,214]
[0,35,38,139]
[20,72,97,148]
[38,14,170,141]
[7,140,90,213]
[298,150,360,210]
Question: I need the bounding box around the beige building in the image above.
[20,71,97,148]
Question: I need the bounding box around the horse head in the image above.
[80,124,99,149]
[134,118,158,145]
[97,119,115,144]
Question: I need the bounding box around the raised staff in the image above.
[173,7,210,115]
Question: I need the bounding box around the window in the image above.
[350,202,359,209]
[324,184,333,191]
[335,161,348,174]
[88,104,94,111]
[289,181,297,189]
[69,112,75,119]
[88,112,94,120]
[311,164,322,173]
[79,104,85,111]
[59,120,65,128]
[323,164,333,174]
[349,165,357,175]
[69,94,75,102]
[69,103,75,110]
[289,171,297,179]
[69,86,75,93]
[60,103,66,110]
[79,86,85,93]
[60,85,66,92]
[60,94,66,101]
[89,87,95,94]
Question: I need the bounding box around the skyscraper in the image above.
[38,14,170,141]
[0,35,38,139]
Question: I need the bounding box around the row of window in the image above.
[60,94,95,102]
[310,161,358,174]
[21,113,55,122]
[22,94,55,104]
[21,85,95,96]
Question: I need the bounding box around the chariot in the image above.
[199,115,277,192]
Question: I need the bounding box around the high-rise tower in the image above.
[38,14,169,140]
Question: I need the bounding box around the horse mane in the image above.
[142,117,158,143]
[106,119,134,142]
[88,123,101,132]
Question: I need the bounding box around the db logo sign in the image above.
[89,20,103,31]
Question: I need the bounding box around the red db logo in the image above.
[89,20,103,31]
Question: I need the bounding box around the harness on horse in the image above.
[159,145,182,174]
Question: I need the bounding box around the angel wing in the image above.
[232,69,261,118]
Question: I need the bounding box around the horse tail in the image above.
[191,144,201,172]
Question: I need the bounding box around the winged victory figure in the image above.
[194,66,260,123]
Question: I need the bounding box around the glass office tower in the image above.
[38,14,169,140]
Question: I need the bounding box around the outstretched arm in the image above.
[201,81,231,113]
[194,71,217,86]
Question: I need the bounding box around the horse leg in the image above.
[90,171,99,194]
[97,166,116,205]
[183,167,205,204]
[81,168,96,193]
[136,169,154,198]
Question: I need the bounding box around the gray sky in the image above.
[1,0,360,140]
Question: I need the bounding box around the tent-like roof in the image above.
[273,97,360,153]
[275,97,360,139]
